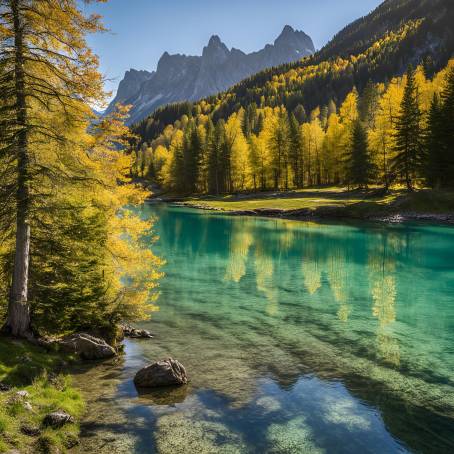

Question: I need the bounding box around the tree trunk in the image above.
[7,220,31,336]
[5,0,32,337]
[382,141,389,191]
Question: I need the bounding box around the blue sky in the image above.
[82,0,383,99]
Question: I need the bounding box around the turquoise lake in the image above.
[76,204,454,453]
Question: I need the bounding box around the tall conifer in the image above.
[0,0,105,336]
[440,67,454,186]
[391,66,423,191]
[288,113,304,188]
[346,120,374,189]
[424,95,444,188]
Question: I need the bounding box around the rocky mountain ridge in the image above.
[106,26,315,124]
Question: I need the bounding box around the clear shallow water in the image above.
[75,205,454,453]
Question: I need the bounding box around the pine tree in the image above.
[229,112,249,192]
[207,120,225,194]
[323,113,345,184]
[248,136,261,191]
[424,66,454,189]
[391,66,423,191]
[439,67,454,186]
[198,120,212,192]
[182,120,201,193]
[346,120,374,189]
[242,107,251,138]
[190,123,203,192]
[0,0,105,336]
[268,109,289,190]
[288,113,304,188]
[293,104,307,124]
[254,112,264,135]
[359,81,379,129]
[301,118,324,186]
[242,104,258,138]
[368,78,404,190]
[172,136,186,193]
[424,95,445,188]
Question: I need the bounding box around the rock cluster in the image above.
[122,324,154,339]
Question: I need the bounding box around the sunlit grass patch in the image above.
[181,188,454,217]
[184,188,387,212]
[0,338,84,453]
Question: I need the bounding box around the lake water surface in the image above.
[75,204,454,453]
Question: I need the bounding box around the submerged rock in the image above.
[43,411,74,428]
[59,333,116,360]
[155,414,248,453]
[134,358,188,388]
[136,382,189,405]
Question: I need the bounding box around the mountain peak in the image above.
[208,35,223,48]
[275,25,297,44]
[274,25,315,53]
[203,35,230,62]
[281,25,295,35]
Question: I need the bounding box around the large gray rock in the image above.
[134,358,188,388]
[59,333,116,360]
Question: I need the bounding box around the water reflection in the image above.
[224,225,253,283]
[369,233,400,366]
[77,205,454,453]
[136,385,189,406]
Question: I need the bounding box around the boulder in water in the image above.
[134,358,188,388]
[59,333,116,360]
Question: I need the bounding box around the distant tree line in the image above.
[133,62,454,194]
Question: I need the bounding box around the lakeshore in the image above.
[148,188,454,224]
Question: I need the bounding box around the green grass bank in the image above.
[0,338,84,454]
[161,188,454,222]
